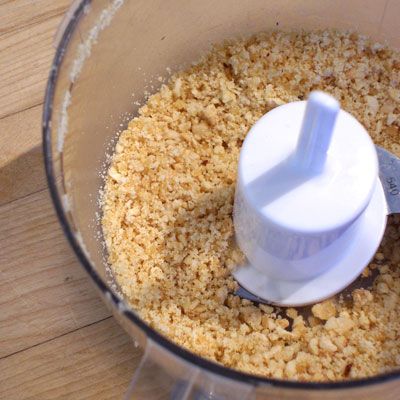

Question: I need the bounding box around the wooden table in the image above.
[0,1,143,398]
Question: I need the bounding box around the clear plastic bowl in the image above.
[43,1,400,398]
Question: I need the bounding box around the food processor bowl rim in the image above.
[42,0,400,391]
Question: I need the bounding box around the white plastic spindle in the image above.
[233,91,386,306]
[295,91,339,173]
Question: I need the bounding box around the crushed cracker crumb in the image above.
[102,30,400,382]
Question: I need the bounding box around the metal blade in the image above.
[376,145,400,215]
[235,285,266,303]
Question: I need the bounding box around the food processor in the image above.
[43,0,400,398]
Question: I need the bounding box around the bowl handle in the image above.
[123,339,254,400]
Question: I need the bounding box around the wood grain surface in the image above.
[0,1,142,398]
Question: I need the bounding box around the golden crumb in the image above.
[102,30,400,382]
[311,300,337,321]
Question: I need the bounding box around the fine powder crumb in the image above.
[102,30,400,381]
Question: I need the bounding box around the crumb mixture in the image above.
[102,30,400,381]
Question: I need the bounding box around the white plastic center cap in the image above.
[233,91,387,306]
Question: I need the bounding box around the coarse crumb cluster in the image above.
[102,30,400,381]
